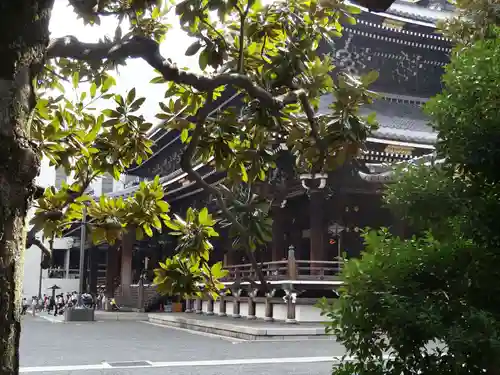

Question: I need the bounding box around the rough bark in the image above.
[0,2,54,374]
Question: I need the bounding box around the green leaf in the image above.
[83,118,102,143]
[157,200,170,212]
[199,50,209,71]
[143,223,153,237]
[366,112,377,125]
[150,76,165,84]
[75,194,92,203]
[152,6,161,19]
[345,4,362,14]
[165,220,181,230]
[180,128,189,143]
[240,164,248,182]
[102,76,116,92]
[127,88,136,105]
[130,97,146,112]
[135,227,144,241]
[90,83,97,98]
[361,70,379,86]
[72,71,80,89]
[198,207,209,225]
[152,215,162,230]
[185,41,202,56]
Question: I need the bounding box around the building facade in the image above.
[43,1,455,314]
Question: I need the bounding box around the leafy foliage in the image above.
[320,6,500,375]
[439,0,500,43]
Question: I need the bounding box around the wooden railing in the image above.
[222,259,342,282]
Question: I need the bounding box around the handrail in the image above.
[222,258,343,282]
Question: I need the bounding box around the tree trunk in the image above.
[0,2,54,374]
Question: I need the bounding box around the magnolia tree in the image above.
[0,0,378,372]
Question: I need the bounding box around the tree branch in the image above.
[48,35,281,109]
[237,2,250,73]
[26,230,51,268]
[299,92,326,173]
[180,99,269,293]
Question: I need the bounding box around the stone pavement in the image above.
[31,310,148,323]
[148,313,332,340]
[20,314,346,375]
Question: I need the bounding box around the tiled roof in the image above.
[385,2,456,23]
[318,94,437,145]
[360,99,437,144]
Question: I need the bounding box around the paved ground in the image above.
[20,314,346,375]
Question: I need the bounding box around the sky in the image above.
[37,0,199,188]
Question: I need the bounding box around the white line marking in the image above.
[140,321,246,343]
[232,337,336,344]
[21,362,112,373]
[20,356,336,373]
[34,314,63,324]
[150,356,336,367]
[20,355,395,373]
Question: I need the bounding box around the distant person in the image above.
[110,298,120,311]
[21,298,28,315]
[31,297,37,316]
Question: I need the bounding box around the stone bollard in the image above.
[195,298,203,314]
[218,295,227,317]
[206,298,214,315]
[264,298,274,321]
[284,289,297,324]
[185,298,192,313]
[247,289,258,320]
[232,298,241,318]
[231,290,241,318]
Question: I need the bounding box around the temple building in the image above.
[51,0,455,319]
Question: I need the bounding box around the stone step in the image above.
[148,313,333,341]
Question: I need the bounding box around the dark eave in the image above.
[124,88,242,177]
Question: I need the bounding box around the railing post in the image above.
[207,297,214,315]
[287,245,297,280]
[235,267,241,283]
[195,298,203,314]
[218,294,227,317]
[247,289,258,320]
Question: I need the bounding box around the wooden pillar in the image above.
[83,248,89,292]
[309,189,325,264]
[271,203,286,261]
[120,230,134,306]
[89,246,99,296]
[105,245,119,310]
[137,276,144,311]
[287,246,297,279]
